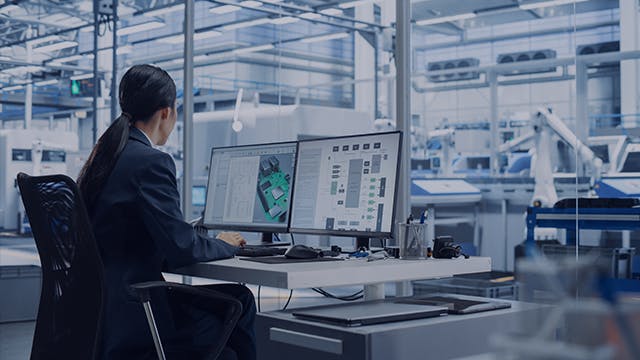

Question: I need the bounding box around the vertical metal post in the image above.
[489,71,499,175]
[394,0,412,299]
[111,0,118,121]
[502,199,508,270]
[374,31,379,118]
[182,0,194,219]
[395,0,411,229]
[575,61,588,177]
[24,26,32,130]
[92,0,99,144]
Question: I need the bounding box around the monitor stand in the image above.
[355,236,370,250]
[259,232,290,247]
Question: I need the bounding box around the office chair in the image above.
[17,173,243,360]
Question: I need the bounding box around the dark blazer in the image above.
[90,127,237,359]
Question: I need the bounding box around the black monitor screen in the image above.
[203,142,297,232]
[290,132,402,237]
[467,157,490,170]
[621,151,640,172]
[589,144,610,164]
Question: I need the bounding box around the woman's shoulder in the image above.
[120,139,174,170]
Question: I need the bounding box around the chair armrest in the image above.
[130,281,242,310]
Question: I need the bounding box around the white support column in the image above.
[364,283,385,301]
[489,71,499,175]
[393,0,413,301]
[355,4,376,120]
[620,0,640,128]
[575,60,589,180]
[24,28,32,130]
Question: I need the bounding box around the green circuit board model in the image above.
[257,156,291,223]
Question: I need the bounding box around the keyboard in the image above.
[236,247,287,257]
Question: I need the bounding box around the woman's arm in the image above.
[135,151,238,269]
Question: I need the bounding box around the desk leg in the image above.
[364,283,385,301]
[395,281,413,297]
[623,230,631,248]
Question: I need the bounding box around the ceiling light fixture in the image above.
[233,44,274,55]
[415,12,476,26]
[239,1,263,8]
[70,73,94,81]
[300,32,349,43]
[144,3,185,17]
[35,79,58,86]
[223,18,271,30]
[28,35,61,46]
[0,4,20,15]
[209,5,241,14]
[118,21,165,36]
[270,16,299,25]
[159,30,222,44]
[34,41,78,53]
[40,13,87,26]
[300,12,322,20]
[338,0,370,9]
[320,8,343,16]
[2,85,24,91]
[3,65,44,74]
[49,54,83,64]
[519,0,589,10]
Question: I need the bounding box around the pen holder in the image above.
[396,222,428,260]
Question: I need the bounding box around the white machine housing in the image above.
[0,129,79,230]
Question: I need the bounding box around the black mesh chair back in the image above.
[17,172,104,360]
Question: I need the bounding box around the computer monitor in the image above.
[203,142,298,239]
[290,131,402,241]
[192,186,207,207]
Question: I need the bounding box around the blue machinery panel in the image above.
[526,207,640,247]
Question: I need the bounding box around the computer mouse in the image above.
[284,244,321,259]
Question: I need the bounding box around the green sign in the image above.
[71,80,80,95]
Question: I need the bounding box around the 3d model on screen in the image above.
[256,155,291,223]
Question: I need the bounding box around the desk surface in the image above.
[175,256,491,290]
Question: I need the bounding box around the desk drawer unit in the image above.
[256,300,550,360]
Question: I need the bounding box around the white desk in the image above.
[175,256,491,300]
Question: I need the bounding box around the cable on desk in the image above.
[273,233,282,243]
[282,290,294,311]
[257,286,261,312]
[289,233,296,245]
[312,288,364,301]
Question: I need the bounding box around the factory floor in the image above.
[0,233,371,359]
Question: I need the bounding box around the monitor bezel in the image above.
[202,140,299,233]
[289,131,403,239]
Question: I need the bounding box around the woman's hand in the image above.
[215,232,246,247]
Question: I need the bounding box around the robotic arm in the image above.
[530,108,603,207]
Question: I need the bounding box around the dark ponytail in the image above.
[78,64,176,212]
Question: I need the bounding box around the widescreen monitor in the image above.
[203,142,297,233]
[290,131,402,238]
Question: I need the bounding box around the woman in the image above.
[78,64,256,360]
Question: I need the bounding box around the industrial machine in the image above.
[0,129,78,230]
[498,108,602,207]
